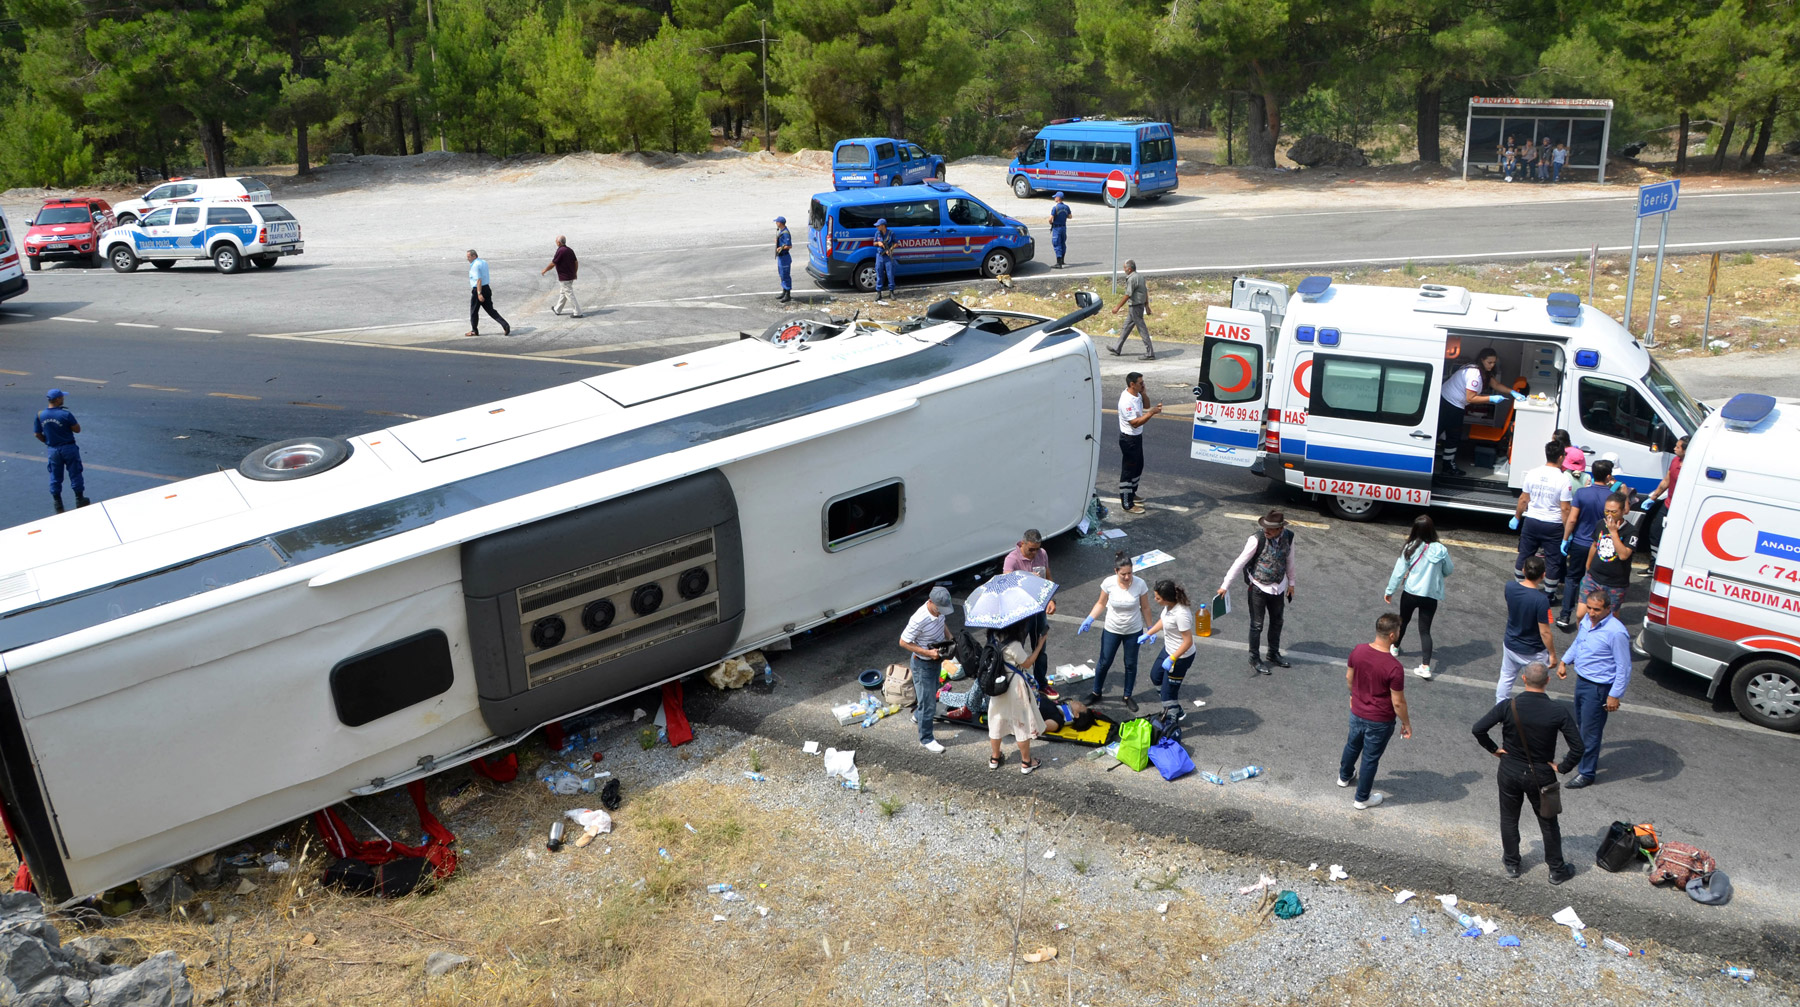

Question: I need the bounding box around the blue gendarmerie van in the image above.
[1008,119,1179,201]
[832,138,947,190]
[806,182,1033,291]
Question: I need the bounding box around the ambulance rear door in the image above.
[1298,329,1439,511]
[1190,306,1267,468]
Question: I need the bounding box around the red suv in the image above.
[23,198,115,270]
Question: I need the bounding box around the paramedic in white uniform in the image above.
[1437,347,1520,476]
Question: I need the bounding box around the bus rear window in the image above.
[836,145,872,168]
[1139,137,1175,164]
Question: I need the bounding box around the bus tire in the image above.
[1011,175,1034,199]
[1730,658,1800,732]
[237,436,353,481]
[108,246,140,272]
[1324,494,1383,522]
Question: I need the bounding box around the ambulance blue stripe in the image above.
[1191,425,1259,449]
[1305,444,1435,473]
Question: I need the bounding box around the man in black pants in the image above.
[1471,661,1584,883]
[464,249,511,337]
[1218,510,1297,674]
[1116,371,1161,514]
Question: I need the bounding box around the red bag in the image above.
[313,780,458,882]
[1648,842,1715,888]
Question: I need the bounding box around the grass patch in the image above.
[1733,251,1756,266]
[877,796,904,818]
[1069,849,1093,875]
[747,747,764,773]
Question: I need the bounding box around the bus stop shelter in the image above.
[1461,97,1614,182]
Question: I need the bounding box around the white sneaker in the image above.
[921,740,945,753]
[1337,773,1355,788]
[1414,664,1433,680]
[1353,793,1384,810]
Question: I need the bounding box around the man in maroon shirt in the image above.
[541,235,584,318]
[1339,612,1412,809]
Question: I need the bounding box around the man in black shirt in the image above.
[1472,662,1584,883]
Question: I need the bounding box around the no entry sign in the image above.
[1104,169,1131,208]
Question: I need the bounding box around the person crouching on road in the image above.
[988,621,1047,774]
[1140,579,1196,733]
[1339,612,1410,810]
[899,586,956,754]
[1078,551,1153,713]
[1472,661,1582,883]
[1385,515,1453,680]
[541,235,583,318]
[1219,510,1297,675]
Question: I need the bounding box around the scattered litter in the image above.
[822,748,860,788]
[1053,923,1068,931]
[1238,875,1279,895]
[267,861,290,875]
[1409,916,1426,936]
[564,809,613,835]
[1461,926,1481,938]
[1722,966,1755,980]
[1394,890,1416,904]
[234,879,258,896]
[803,741,820,754]
[1155,902,1168,915]
[1201,771,1226,785]
[706,883,734,894]
[704,655,758,690]
[1021,947,1058,963]
[1602,937,1635,957]
[1272,891,1304,919]
[1328,865,1348,882]
[1497,935,1521,947]
[1099,528,1127,540]
[1132,549,1175,572]
[712,914,728,922]
[424,951,473,977]
[1308,863,1318,871]
[1191,699,1207,708]
[684,823,698,834]
[1551,906,1585,930]
[1042,849,1056,860]
[633,708,648,722]
[657,848,670,861]
[756,906,769,917]
[1437,894,1459,910]
[722,892,746,902]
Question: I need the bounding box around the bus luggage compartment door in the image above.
[461,471,745,736]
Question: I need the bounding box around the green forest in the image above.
[0,0,1795,188]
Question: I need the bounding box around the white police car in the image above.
[101,202,303,274]
[112,176,274,226]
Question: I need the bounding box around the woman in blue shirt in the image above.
[1385,515,1454,680]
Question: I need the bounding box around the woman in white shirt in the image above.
[1139,579,1196,730]
[1077,552,1154,712]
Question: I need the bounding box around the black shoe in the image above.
[1142,353,1156,360]
[1565,775,1594,789]
[1106,346,1122,356]
[1122,695,1139,714]
[1504,863,1523,879]
[1266,652,1291,669]
[1548,865,1575,885]
[1082,691,1102,707]
[1555,619,1576,633]
[1445,465,1467,477]
[52,497,65,514]
[74,495,90,508]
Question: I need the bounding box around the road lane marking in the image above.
[174,327,222,334]
[529,331,741,357]
[244,330,619,366]
[114,322,159,329]
[0,311,33,318]
[365,410,424,419]
[287,401,344,410]
[1390,531,1516,554]
[1224,510,1329,530]
[0,450,179,482]
[0,368,28,376]
[52,375,108,384]
[129,384,187,392]
[50,316,98,324]
[250,319,461,338]
[208,392,260,400]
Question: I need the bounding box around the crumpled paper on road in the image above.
[823,747,860,787]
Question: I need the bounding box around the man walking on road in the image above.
[899,586,956,754]
[1498,556,1558,703]
[1108,259,1154,358]
[872,219,898,304]
[1513,439,1573,599]
[1472,661,1582,883]
[34,388,88,513]
[1558,457,1621,629]
[1048,193,1070,268]
[773,216,793,303]
[1117,371,1161,514]
[1339,612,1410,810]
[1219,510,1297,675]
[465,249,511,337]
[1558,590,1633,788]
[540,236,583,318]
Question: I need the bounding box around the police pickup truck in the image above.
[101,202,303,274]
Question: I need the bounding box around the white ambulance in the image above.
[1641,392,1800,732]
[1190,275,1707,522]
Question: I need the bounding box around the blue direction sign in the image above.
[1637,179,1680,218]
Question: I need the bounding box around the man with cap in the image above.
[34,388,88,513]
[1219,509,1298,674]
[1108,259,1154,359]
[899,586,956,753]
[1048,193,1071,268]
[772,216,793,303]
[872,218,898,304]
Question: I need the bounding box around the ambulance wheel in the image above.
[151,260,176,270]
[212,244,243,274]
[237,436,352,481]
[109,246,140,272]
[1324,495,1383,522]
[1731,659,1800,732]
[853,261,879,292]
[1012,175,1034,199]
[980,248,1014,280]
[28,257,40,271]
[251,255,278,269]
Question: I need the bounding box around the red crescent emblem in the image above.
[1701,510,1751,562]
[1218,354,1252,394]
[1293,359,1313,399]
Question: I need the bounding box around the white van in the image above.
[1190,276,1707,521]
[111,176,273,226]
[0,208,25,304]
[1641,393,1800,732]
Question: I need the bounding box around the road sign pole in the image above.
[1645,213,1670,347]
[1702,250,1720,346]
[1623,216,1643,331]
[1112,203,1120,295]
[1102,168,1130,296]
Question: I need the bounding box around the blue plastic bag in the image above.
[1147,737,1195,781]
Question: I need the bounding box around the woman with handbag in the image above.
[987,621,1048,774]
[1471,661,1585,884]
[1385,515,1454,680]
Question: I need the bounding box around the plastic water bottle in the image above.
[743,772,766,782]
[1722,966,1755,980]
[1441,905,1475,929]
[1228,765,1264,782]
[1409,915,1425,936]
[1200,771,1226,786]
[1602,937,1633,957]
[706,883,734,894]
[1571,928,1588,949]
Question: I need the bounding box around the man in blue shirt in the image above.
[872,219,897,305]
[773,217,793,303]
[1558,457,1622,630]
[1557,589,1633,788]
[1048,192,1071,269]
[464,249,511,338]
[34,388,89,513]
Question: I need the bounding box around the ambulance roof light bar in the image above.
[1546,292,1581,324]
[1719,393,1776,431]
[1296,275,1332,302]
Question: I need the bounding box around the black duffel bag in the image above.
[1595,821,1643,872]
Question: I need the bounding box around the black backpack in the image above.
[972,633,1012,697]
[320,856,433,898]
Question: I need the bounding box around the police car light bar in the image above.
[1719,392,1777,431]
[1546,292,1580,323]
[1296,275,1332,301]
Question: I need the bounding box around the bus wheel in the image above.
[1731,659,1800,732]
[1324,495,1383,522]
[1012,175,1034,199]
